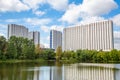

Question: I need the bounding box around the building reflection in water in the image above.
[64,63,120,80]
[33,63,120,80]
[1,63,120,80]
[33,66,63,80]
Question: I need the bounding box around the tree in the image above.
[76,49,82,61]
[56,46,62,61]
[41,49,55,60]
[16,37,24,58]
[6,37,17,59]
[5,36,36,60]
[0,36,7,54]
[62,51,73,60]
[76,49,87,62]
[109,49,119,62]
[0,50,3,59]
[22,39,35,59]
[21,43,28,59]
[35,44,41,54]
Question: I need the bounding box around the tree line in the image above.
[61,49,120,63]
[0,36,55,60]
[0,36,120,63]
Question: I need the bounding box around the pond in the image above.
[0,62,120,80]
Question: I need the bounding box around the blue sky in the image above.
[0,0,120,49]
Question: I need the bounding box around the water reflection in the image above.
[64,63,120,80]
[0,62,120,80]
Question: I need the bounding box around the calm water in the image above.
[0,62,120,80]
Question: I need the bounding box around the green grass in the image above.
[0,59,47,63]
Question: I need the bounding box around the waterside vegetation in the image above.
[0,36,120,63]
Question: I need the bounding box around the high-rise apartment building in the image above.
[8,24,28,39]
[50,30,62,50]
[63,20,114,51]
[28,31,40,45]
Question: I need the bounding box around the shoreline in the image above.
[0,59,48,63]
[0,59,120,64]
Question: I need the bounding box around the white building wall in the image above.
[50,30,62,50]
[28,31,40,45]
[63,20,114,51]
[8,24,28,39]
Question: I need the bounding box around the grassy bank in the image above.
[0,59,78,64]
[1,59,120,64]
[0,59,49,63]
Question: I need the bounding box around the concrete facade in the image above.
[28,31,40,45]
[63,20,114,51]
[50,30,62,50]
[8,24,28,39]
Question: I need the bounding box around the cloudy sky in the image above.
[0,0,120,49]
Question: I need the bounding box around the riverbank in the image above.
[0,59,120,64]
[0,60,78,65]
[0,59,49,63]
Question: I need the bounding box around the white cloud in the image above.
[111,14,120,27]
[60,0,118,24]
[82,0,118,16]
[25,18,51,26]
[0,0,69,13]
[59,3,81,24]
[47,0,68,11]
[40,25,64,33]
[34,10,45,16]
[5,19,19,23]
[23,0,45,10]
[78,16,105,25]
[23,0,69,11]
[0,0,29,12]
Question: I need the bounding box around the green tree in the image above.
[76,49,82,61]
[21,43,27,59]
[0,36,7,54]
[41,49,55,60]
[35,44,41,54]
[16,37,24,58]
[6,36,36,60]
[56,46,62,61]
[0,50,3,59]
[76,49,88,62]
[109,49,119,62]
[95,51,104,62]
[6,39,17,59]
[102,51,110,63]
[62,51,73,60]
[22,39,35,59]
